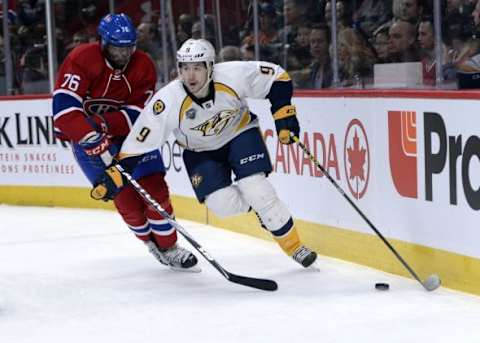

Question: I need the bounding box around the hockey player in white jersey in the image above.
[92,38,317,268]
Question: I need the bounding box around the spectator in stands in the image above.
[454,0,480,88]
[16,0,50,94]
[446,0,469,16]
[388,20,420,62]
[0,32,20,95]
[241,44,255,61]
[418,16,437,85]
[281,0,310,43]
[242,2,278,46]
[176,13,193,46]
[240,43,278,63]
[354,0,393,38]
[338,28,377,87]
[191,16,216,45]
[19,39,49,94]
[289,23,312,70]
[324,0,352,32]
[16,0,46,57]
[393,0,424,24]
[17,0,44,27]
[0,35,6,94]
[137,21,167,86]
[284,0,310,26]
[137,22,161,62]
[71,0,99,38]
[294,24,311,50]
[444,11,473,59]
[218,45,242,62]
[372,24,390,63]
[71,30,90,46]
[308,23,332,88]
[292,23,332,89]
[64,30,90,56]
[472,0,480,25]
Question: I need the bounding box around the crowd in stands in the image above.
[2,0,480,94]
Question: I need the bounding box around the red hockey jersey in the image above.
[52,42,157,142]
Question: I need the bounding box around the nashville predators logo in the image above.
[152,100,165,115]
[191,174,203,188]
[191,109,239,136]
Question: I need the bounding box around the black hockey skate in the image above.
[146,240,201,272]
[292,245,317,268]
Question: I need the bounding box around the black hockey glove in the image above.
[273,104,300,144]
[91,164,127,201]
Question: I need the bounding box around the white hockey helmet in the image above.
[177,39,216,84]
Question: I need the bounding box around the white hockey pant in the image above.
[205,173,291,232]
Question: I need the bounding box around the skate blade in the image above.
[307,262,320,272]
[169,265,202,273]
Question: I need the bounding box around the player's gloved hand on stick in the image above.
[91,164,127,201]
[273,104,300,144]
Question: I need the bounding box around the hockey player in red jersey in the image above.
[52,13,198,271]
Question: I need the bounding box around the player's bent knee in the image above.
[138,173,170,203]
[205,185,249,217]
[138,173,174,218]
[238,173,291,231]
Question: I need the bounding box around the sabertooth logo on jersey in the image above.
[191,109,239,136]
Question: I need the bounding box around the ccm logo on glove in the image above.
[79,132,111,156]
[85,139,110,156]
[273,105,300,145]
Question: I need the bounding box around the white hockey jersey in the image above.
[120,61,290,155]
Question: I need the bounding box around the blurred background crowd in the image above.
[1,0,480,95]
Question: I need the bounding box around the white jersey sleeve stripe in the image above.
[52,88,84,103]
[53,106,84,120]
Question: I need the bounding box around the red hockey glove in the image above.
[88,113,109,134]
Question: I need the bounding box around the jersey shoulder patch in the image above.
[152,99,165,115]
[148,81,182,116]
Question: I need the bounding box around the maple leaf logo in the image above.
[347,129,366,181]
[343,119,370,200]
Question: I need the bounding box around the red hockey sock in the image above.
[140,173,178,249]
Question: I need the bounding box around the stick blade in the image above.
[423,274,441,291]
[228,273,278,291]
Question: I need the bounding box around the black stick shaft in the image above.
[293,136,430,290]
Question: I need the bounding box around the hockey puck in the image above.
[375,282,389,291]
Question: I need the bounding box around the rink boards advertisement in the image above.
[0,99,83,186]
[1,95,480,294]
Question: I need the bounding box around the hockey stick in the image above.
[115,165,278,292]
[292,135,441,291]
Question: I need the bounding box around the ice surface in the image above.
[1,205,479,343]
